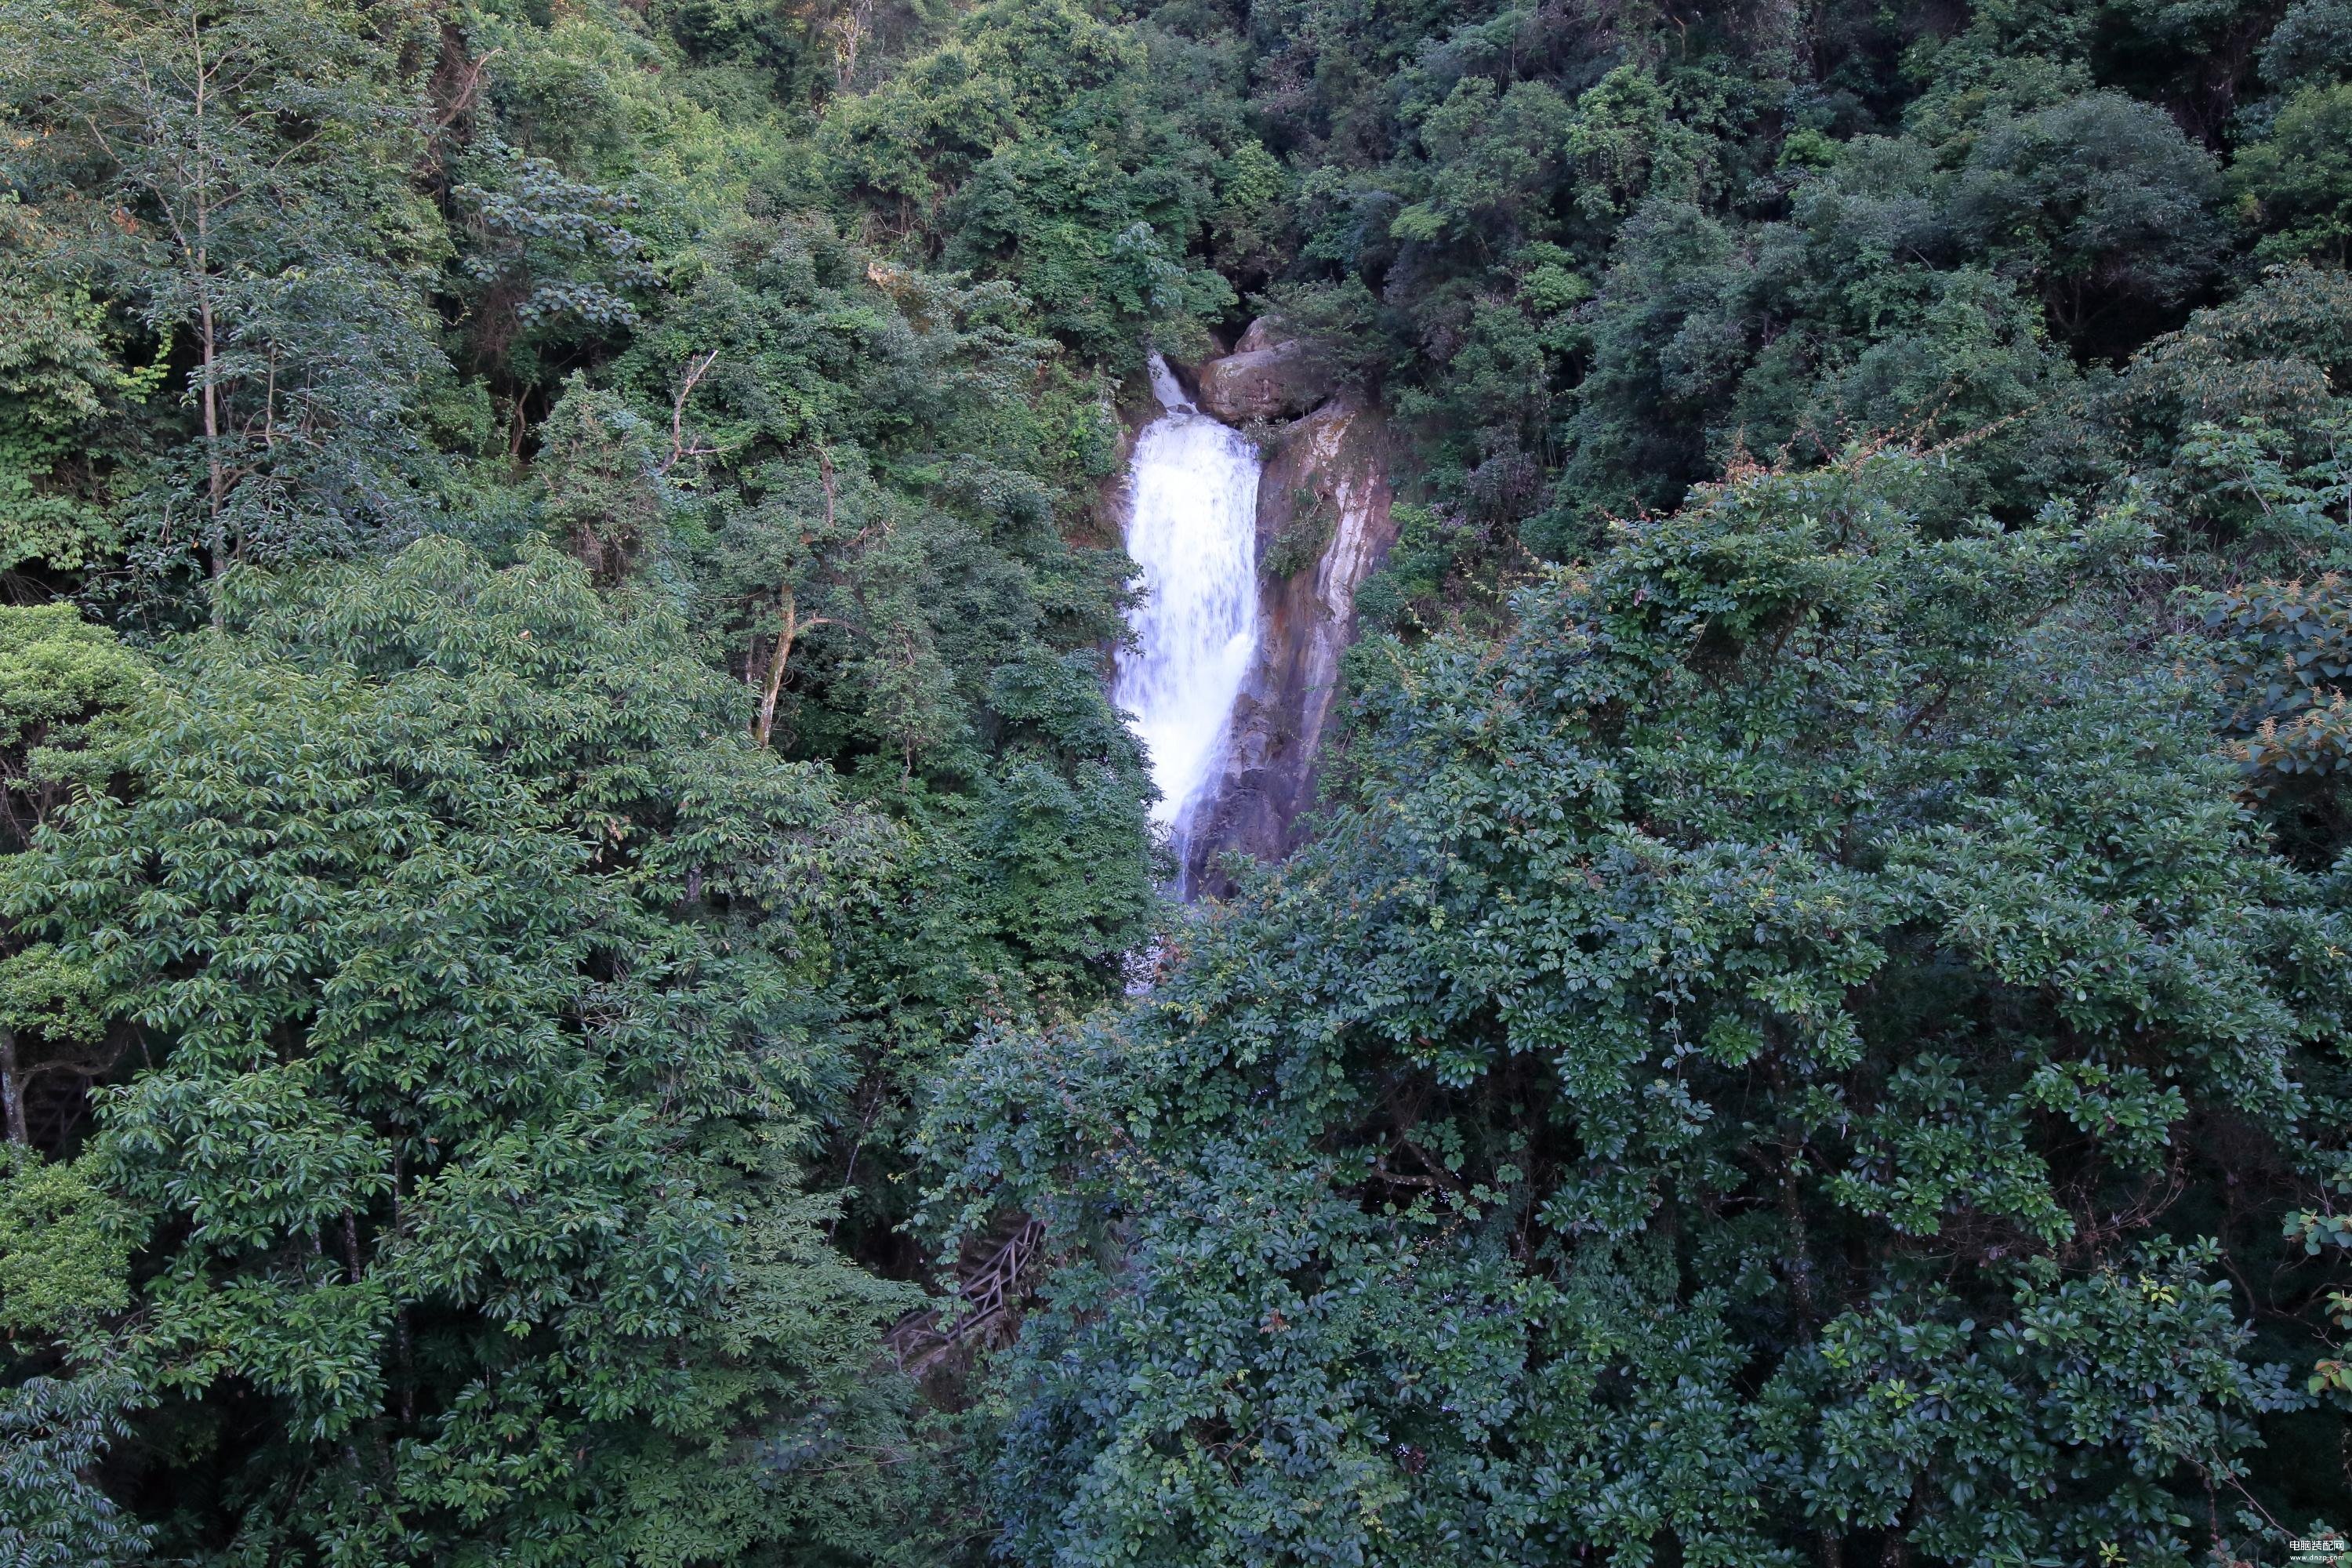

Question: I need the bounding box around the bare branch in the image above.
[659,349,721,475]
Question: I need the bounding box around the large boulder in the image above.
[1192,319,1334,424]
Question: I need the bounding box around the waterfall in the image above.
[1114,355,1261,889]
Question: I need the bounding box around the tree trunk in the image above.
[200,285,225,629]
[755,591,798,750]
[1,1023,27,1147]
[191,21,227,629]
[753,451,838,750]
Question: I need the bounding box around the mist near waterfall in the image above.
[1112,356,1261,882]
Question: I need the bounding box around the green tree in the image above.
[2079,263,2352,571]
[0,540,937,1562]
[611,212,1156,1019]
[930,457,2350,1565]
[2203,572,2352,864]
[0,232,161,589]
[0,604,144,1149]
[816,0,1241,362]
[2236,84,2352,268]
[0,0,452,599]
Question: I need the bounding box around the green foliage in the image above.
[2263,0,2352,88]
[931,459,2350,1564]
[0,0,454,592]
[1944,92,2223,339]
[0,252,151,581]
[7,0,2352,1552]
[0,1363,153,1566]
[0,604,146,850]
[0,540,938,1560]
[2204,573,2352,862]
[0,1147,132,1338]
[452,145,656,337]
[1256,487,1334,581]
[536,374,670,579]
[608,212,1158,1030]
[2083,264,2352,572]
[815,0,1243,362]
[0,604,145,1159]
[2237,84,2352,268]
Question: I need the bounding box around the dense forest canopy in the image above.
[2,0,2351,1560]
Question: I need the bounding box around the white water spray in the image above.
[1114,356,1261,882]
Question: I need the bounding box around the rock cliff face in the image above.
[1181,379,1395,895]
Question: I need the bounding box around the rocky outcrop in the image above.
[1093,405,1142,544]
[1192,318,1335,424]
[1181,392,1395,894]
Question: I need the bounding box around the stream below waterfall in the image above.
[1113,356,1263,891]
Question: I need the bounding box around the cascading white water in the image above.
[1114,355,1261,884]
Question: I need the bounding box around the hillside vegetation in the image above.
[2,0,2351,1561]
